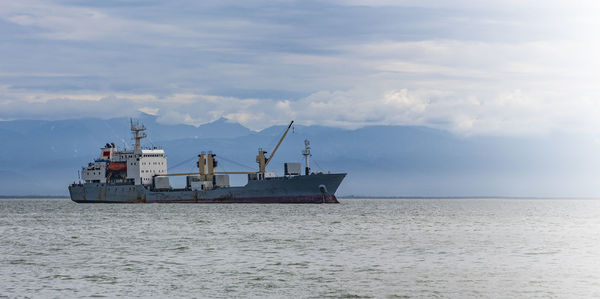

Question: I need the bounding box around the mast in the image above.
[130,119,147,152]
[302,139,311,175]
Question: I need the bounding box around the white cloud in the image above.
[1,83,599,136]
[1,1,600,137]
[138,107,159,115]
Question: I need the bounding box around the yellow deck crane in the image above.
[256,120,294,175]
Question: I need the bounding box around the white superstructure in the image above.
[81,120,167,185]
[128,149,167,185]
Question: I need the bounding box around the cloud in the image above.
[1,84,599,136]
[138,106,159,115]
[1,1,599,137]
[0,1,201,44]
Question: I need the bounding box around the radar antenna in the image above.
[130,119,147,151]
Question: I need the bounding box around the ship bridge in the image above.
[81,120,168,185]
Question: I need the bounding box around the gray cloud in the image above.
[0,0,599,136]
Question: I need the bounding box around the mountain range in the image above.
[1,114,598,197]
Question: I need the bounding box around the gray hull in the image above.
[69,173,346,204]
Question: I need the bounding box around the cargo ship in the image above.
[68,120,346,203]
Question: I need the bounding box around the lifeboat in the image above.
[108,162,127,172]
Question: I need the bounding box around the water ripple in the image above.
[1,198,600,298]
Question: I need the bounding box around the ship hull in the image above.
[69,173,345,204]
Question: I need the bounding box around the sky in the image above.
[1,0,599,135]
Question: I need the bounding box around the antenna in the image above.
[130,118,147,152]
[302,139,311,175]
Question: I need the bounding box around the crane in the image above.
[256,120,294,173]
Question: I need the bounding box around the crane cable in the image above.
[168,156,197,171]
[217,154,255,171]
[168,154,256,172]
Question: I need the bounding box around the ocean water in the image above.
[1,198,600,298]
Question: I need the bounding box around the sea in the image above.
[1,198,599,298]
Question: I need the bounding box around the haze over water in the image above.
[2,198,599,298]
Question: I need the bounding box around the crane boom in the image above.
[265,120,294,167]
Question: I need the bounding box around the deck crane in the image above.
[256,120,294,174]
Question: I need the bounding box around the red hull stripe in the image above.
[74,195,339,204]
